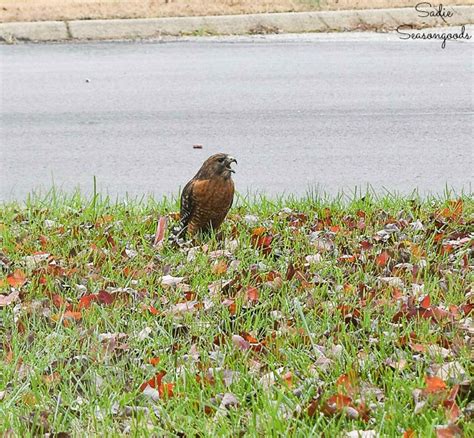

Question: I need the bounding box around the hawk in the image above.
[177,153,237,238]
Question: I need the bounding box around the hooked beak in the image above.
[225,156,237,173]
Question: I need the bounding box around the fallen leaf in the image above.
[420,295,431,309]
[148,305,160,315]
[212,260,228,275]
[141,385,160,401]
[424,376,447,394]
[140,370,174,399]
[435,424,462,438]
[442,384,461,422]
[149,357,160,366]
[376,251,390,267]
[77,294,99,309]
[42,372,61,386]
[346,431,379,438]
[232,335,250,351]
[137,327,152,341]
[246,286,259,302]
[140,370,166,392]
[153,216,168,248]
[6,269,27,287]
[0,290,19,307]
[161,275,184,287]
[219,392,239,409]
[97,290,115,305]
[326,393,352,410]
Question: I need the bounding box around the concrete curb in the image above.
[1,6,473,42]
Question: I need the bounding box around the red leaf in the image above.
[424,376,447,394]
[148,305,160,315]
[78,291,115,309]
[39,235,48,248]
[222,298,236,315]
[140,370,166,392]
[403,429,416,438]
[139,370,174,399]
[97,290,115,305]
[443,385,460,422]
[78,294,99,309]
[241,332,259,343]
[254,235,273,253]
[159,382,174,399]
[338,254,357,263]
[435,424,462,438]
[149,357,160,366]
[154,217,168,248]
[462,303,473,316]
[437,199,463,222]
[282,371,293,388]
[376,251,390,267]
[420,295,431,309]
[327,393,352,410]
[238,332,266,352]
[6,270,27,287]
[246,287,259,302]
[51,294,66,309]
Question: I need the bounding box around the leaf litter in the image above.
[0,195,473,435]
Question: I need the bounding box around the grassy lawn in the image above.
[0,191,472,436]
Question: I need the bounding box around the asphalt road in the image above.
[1,32,472,202]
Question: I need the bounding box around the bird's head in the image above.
[197,153,237,179]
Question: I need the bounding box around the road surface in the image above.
[1,32,472,201]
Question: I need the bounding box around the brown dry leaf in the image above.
[51,310,82,325]
[246,286,259,302]
[0,290,19,307]
[42,372,61,386]
[435,424,462,438]
[212,260,228,275]
[168,301,199,316]
[153,216,168,248]
[232,335,250,351]
[385,357,408,371]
